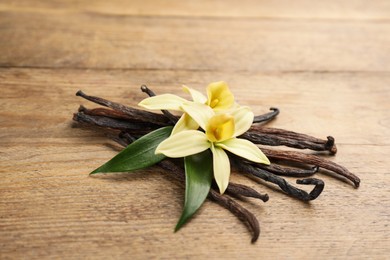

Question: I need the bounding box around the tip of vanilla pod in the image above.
[76,90,84,97]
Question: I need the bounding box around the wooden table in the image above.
[1,1,389,259]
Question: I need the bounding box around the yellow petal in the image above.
[138,94,187,111]
[155,130,210,158]
[181,102,214,130]
[230,106,254,137]
[206,114,235,142]
[206,81,234,111]
[182,85,207,104]
[171,113,199,135]
[216,138,270,165]
[211,145,230,194]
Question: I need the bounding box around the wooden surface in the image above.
[0,1,389,259]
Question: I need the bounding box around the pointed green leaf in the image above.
[175,149,213,231]
[91,126,173,174]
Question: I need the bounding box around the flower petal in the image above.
[211,145,230,194]
[138,94,187,111]
[171,113,199,135]
[156,130,210,158]
[182,85,207,104]
[216,138,270,165]
[181,102,214,130]
[206,81,235,111]
[206,114,235,142]
[231,106,254,137]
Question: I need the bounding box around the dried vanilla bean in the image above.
[257,164,319,177]
[118,131,137,144]
[76,90,170,126]
[78,105,133,120]
[225,182,269,202]
[73,111,154,134]
[234,160,324,201]
[249,126,337,154]
[261,148,360,188]
[242,131,336,154]
[158,159,261,243]
[252,126,330,142]
[253,107,280,123]
[208,189,260,243]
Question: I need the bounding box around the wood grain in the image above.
[1,10,390,71]
[1,0,390,19]
[1,68,389,259]
[0,1,389,259]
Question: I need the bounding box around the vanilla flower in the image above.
[138,81,235,135]
[155,103,270,194]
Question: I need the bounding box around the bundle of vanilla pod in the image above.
[73,84,360,243]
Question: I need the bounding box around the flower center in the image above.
[206,81,234,111]
[209,98,219,108]
[206,114,235,142]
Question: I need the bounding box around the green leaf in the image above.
[175,149,213,231]
[91,126,173,174]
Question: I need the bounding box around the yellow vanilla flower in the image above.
[155,103,270,194]
[138,81,235,135]
[205,81,235,111]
